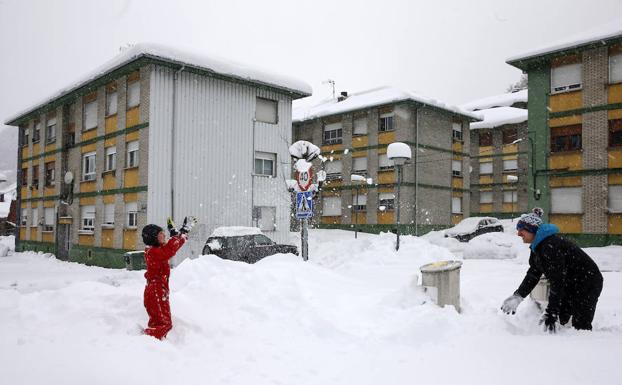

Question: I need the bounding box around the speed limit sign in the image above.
[296,168,314,191]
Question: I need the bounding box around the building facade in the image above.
[508,27,622,245]
[461,90,530,219]
[293,87,480,234]
[6,44,310,266]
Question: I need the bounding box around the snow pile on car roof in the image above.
[210,226,263,237]
[445,217,495,236]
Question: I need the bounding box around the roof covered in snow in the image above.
[293,86,482,123]
[507,18,622,69]
[460,89,527,112]
[469,107,527,130]
[210,226,263,237]
[5,43,312,125]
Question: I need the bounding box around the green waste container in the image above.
[124,251,146,270]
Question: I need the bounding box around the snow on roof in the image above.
[0,172,6,182]
[0,182,16,196]
[293,86,481,123]
[460,89,527,112]
[210,226,263,237]
[469,107,527,130]
[5,43,312,125]
[507,18,622,64]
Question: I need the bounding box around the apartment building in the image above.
[292,86,480,234]
[5,43,310,266]
[460,90,529,219]
[507,24,622,245]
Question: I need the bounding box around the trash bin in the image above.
[124,251,146,270]
[420,260,463,312]
[530,277,550,309]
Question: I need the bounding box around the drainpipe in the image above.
[251,118,256,226]
[415,107,419,236]
[171,65,185,220]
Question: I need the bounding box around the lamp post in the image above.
[512,136,539,200]
[350,174,372,239]
[507,174,519,221]
[388,142,412,251]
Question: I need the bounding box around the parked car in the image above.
[202,226,299,263]
[444,217,504,242]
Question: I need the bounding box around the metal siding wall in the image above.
[149,67,293,260]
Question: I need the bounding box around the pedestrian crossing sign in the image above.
[296,191,314,219]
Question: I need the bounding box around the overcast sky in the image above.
[2,0,622,180]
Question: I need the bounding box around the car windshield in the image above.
[253,234,274,245]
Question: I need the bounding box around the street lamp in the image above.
[350,174,372,239]
[387,142,412,251]
[507,174,519,221]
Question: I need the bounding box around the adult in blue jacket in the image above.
[501,209,603,332]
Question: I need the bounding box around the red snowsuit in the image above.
[143,234,186,339]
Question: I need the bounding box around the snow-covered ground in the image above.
[1,229,622,385]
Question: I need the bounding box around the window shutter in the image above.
[551,187,582,213]
[480,162,493,174]
[322,196,341,216]
[608,185,622,213]
[44,208,55,225]
[352,157,367,172]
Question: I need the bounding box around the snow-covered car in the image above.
[444,217,504,242]
[202,226,298,263]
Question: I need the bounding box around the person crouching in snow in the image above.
[141,217,195,339]
[501,208,603,332]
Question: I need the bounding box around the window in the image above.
[503,159,518,172]
[352,194,367,211]
[378,193,395,211]
[609,53,622,84]
[480,191,493,204]
[352,157,367,175]
[452,160,462,177]
[253,206,276,231]
[479,162,493,175]
[43,207,55,232]
[452,197,462,214]
[21,208,27,226]
[502,128,518,145]
[503,191,517,203]
[479,131,492,146]
[45,161,55,186]
[127,81,140,108]
[255,97,278,124]
[551,187,582,213]
[254,151,276,177]
[32,165,39,188]
[551,63,582,93]
[22,167,28,186]
[32,121,41,143]
[126,141,139,168]
[104,204,115,226]
[610,119,622,147]
[323,122,343,144]
[379,113,394,132]
[551,125,582,152]
[126,202,138,228]
[378,154,394,170]
[83,100,98,131]
[46,117,56,143]
[452,123,463,141]
[82,152,96,181]
[322,196,341,216]
[609,185,622,213]
[325,159,342,180]
[353,117,368,136]
[21,127,29,147]
[105,146,117,171]
[31,208,39,227]
[106,85,118,116]
[80,205,95,232]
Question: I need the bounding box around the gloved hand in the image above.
[179,216,197,235]
[539,311,557,334]
[500,293,523,315]
[167,217,178,237]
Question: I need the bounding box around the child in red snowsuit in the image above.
[141,218,193,340]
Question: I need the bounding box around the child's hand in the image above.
[167,217,179,237]
[179,216,197,235]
